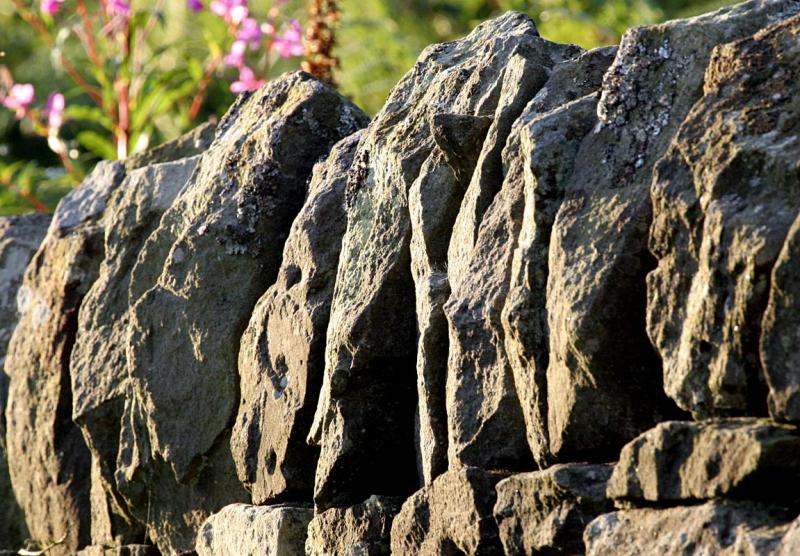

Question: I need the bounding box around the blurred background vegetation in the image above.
[0,0,737,214]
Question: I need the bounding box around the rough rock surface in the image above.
[544,0,799,463]
[70,156,200,545]
[390,467,508,555]
[195,503,312,556]
[232,131,365,505]
[442,41,593,473]
[497,46,615,467]
[608,419,800,505]
[309,12,565,508]
[648,9,800,418]
[0,213,50,549]
[1,4,799,555]
[494,463,613,555]
[778,517,800,555]
[584,500,795,556]
[306,495,401,556]
[116,72,366,553]
[77,546,159,556]
[763,211,800,423]
[4,162,125,554]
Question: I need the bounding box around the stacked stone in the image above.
[1,1,799,555]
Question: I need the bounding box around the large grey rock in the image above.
[196,503,312,556]
[411,128,488,485]
[116,72,366,553]
[757,15,800,423]
[544,0,798,462]
[70,157,200,545]
[4,162,125,554]
[648,9,800,418]
[607,419,800,505]
[442,40,586,473]
[308,12,557,508]
[764,211,800,423]
[232,131,365,505]
[0,213,49,550]
[497,46,615,468]
[494,463,613,555]
[390,467,508,555]
[306,495,401,556]
[584,500,794,556]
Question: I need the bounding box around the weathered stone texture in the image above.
[0,4,798,555]
[608,419,800,505]
[443,42,587,473]
[196,503,312,556]
[232,131,365,505]
[0,213,49,549]
[70,157,199,546]
[309,12,557,509]
[648,9,800,418]
[763,211,800,423]
[584,500,794,556]
[390,467,508,555]
[116,72,366,553]
[500,47,615,467]
[306,495,401,556]
[544,0,798,463]
[4,162,124,554]
[494,463,613,555]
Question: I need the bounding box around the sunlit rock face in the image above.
[1,3,799,555]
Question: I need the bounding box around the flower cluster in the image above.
[0,0,308,212]
[0,74,64,139]
[190,0,305,93]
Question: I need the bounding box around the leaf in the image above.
[64,105,114,131]
[77,130,117,160]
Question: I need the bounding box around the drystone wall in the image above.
[1,2,800,554]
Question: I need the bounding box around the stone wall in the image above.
[1,1,799,554]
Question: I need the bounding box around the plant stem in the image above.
[189,54,222,121]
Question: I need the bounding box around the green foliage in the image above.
[0,0,740,214]
[334,0,739,115]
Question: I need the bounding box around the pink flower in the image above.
[272,19,304,59]
[2,83,35,119]
[45,92,65,132]
[210,0,248,24]
[106,0,131,17]
[187,0,204,11]
[224,40,247,68]
[237,17,262,49]
[40,0,64,15]
[230,66,264,93]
